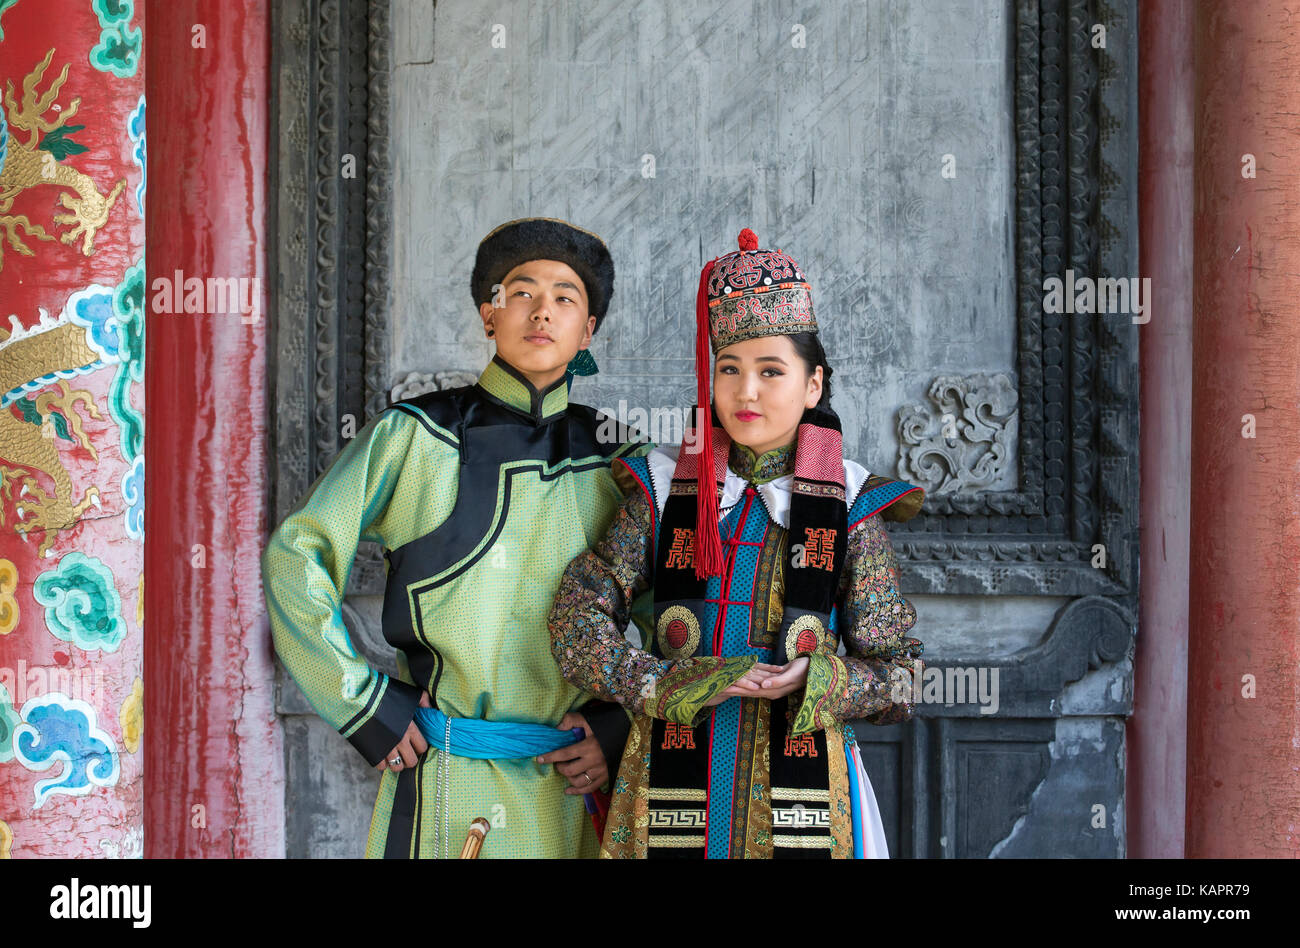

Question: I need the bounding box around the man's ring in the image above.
[584,771,593,785]
[389,756,402,767]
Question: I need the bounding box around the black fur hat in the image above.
[471,217,615,332]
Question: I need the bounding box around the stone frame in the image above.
[269,0,1140,606]
[268,0,1140,860]
[269,0,393,595]
[893,0,1141,605]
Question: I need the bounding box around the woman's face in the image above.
[712,334,822,457]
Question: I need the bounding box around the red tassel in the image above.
[694,258,724,579]
[738,228,758,251]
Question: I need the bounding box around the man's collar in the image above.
[474,353,569,423]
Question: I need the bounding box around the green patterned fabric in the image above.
[727,440,796,484]
[791,653,848,735]
[651,655,758,726]
[263,358,652,857]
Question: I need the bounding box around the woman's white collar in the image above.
[643,443,870,528]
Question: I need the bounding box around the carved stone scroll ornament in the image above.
[897,373,1019,496]
[388,368,478,404]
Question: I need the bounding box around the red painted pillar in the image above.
[144,0,282,857]
[0,0,145,857]
[1130,0,1193,859]
[1187,2,1300,857]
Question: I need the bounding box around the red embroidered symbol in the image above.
[803,527,837,570]
[757,250,795,281]
[662,723,697,750]
[665,528,695,570]
[783,734,818,758]
[723,254,762,289]
[665,618,690,651]
[795,629,820,655]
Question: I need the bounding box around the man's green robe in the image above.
[262,355,651,857]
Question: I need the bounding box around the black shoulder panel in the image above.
[389,386,475,450]
[566,402,651,460]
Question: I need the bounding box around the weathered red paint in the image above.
[144,0,283,857]
[1187,2,1300,857]
[1129,0,1193,859]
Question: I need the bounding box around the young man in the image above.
[262,218,651,857]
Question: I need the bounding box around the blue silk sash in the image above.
[413,707,582,759]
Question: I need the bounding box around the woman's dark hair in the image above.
[786,331,833,408]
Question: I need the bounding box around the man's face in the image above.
[479,259,596,388]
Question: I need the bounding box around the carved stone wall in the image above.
[270,0,1139,858]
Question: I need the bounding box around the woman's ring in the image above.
[389,756,402,767]
[584,771,593,785]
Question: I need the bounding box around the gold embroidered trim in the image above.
[771,787,831,802]
[773,808,832,829]
[648,810,707,828]
[648,788,708,801]
[646,834,707,848]
[772,834,834,849]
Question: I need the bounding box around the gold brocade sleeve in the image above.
[549,469,758,720]
[548,483,669,714]
[822,511,924,726]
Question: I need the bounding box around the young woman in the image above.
[548,229,925,858]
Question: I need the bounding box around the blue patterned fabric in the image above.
[704,487,778,857]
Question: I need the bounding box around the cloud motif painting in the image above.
[128,95,145,217]
[0,0,145,856]
[0,682,21,763]
[33,552,126,653]
[13,693,120,808]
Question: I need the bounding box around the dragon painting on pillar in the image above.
[0,0,146,859]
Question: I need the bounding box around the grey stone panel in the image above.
[269,0,1140,858]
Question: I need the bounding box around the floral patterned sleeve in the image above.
[548,468,670,713]
[549,468,758,722]
[828,511,924,726]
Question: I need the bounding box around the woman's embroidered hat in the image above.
[686,229,831,577]
[704,228,818,351]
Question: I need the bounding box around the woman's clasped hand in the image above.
[704,656,811,707]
